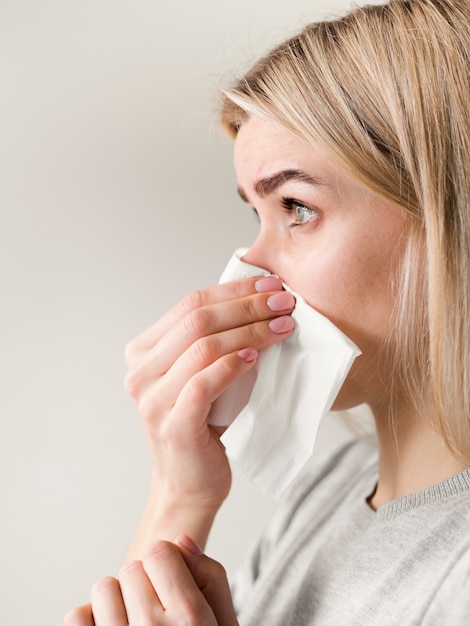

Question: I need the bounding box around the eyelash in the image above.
[281,197,318,228]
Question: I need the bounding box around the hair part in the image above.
[219,0,470,462]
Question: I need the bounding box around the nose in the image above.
[242,233,278,275]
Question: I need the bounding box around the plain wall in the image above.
[0,1,380,623]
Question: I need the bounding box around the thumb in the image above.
[175,535,239,626]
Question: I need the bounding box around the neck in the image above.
[368,399,467,510]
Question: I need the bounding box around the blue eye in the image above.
[281,197,318,227]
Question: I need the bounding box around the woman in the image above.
[66,0,470,623]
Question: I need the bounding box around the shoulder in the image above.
[265,435,378,545]
[423,546,470,625]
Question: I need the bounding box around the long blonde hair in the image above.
[219,0,470,462]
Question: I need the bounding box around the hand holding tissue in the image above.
[208,249,361,499]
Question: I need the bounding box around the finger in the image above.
[149,285,294,376]
[142,541,218,624]
[118,560,164,622]
[175,535,239,626]
[140,346,259,436]
[125,276,283,364]
[137,313,293,425]
[167,313,293,395]
[64,604,94,626]
[90,577,128,626]
[125,283,290,397]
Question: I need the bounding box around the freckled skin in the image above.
[235,116,407,410]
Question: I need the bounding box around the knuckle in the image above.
[207,557,228,579]
[137,388,163,426]
[190,336,217,366]
[211,560,229,584]
[143,539,176,562]
[243,294,261,320]
[198,554,228,584]
[250,319,271,344]
[91,576,118,597]
[118,559,142,579]
[124,337,139,365]
[180,289,205,314]
[63,608,84,626]
[183,374,210,406]
[224,277,254,299]
[123,366,143,399]
[183,307,211,338]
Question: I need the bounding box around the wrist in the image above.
[146,487,220,540]
[124,481,222,564]
[148,463,230,514]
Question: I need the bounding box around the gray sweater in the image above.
[231,439,470,625]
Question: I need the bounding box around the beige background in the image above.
[0,1,380,624]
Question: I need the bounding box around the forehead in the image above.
[233,116,349,194]
[234,116,312,167]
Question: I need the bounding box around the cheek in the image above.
[286,243,396,350]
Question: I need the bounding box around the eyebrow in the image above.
[237,168,324,203]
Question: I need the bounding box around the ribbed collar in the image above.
[373,468,470,523]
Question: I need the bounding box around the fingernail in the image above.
[267,291,295,312]
[255,276,283,293]
[238,347,258,363]
[175,534,203,556]
[268,315,295,334]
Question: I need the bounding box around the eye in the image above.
[281,197,318,227]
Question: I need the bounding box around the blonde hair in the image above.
[219,0,470,462]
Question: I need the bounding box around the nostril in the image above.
[241,248,276,275]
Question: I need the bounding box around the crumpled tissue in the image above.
[208,248,361,499]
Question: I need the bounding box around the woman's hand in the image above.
[65,279,291,624]
[124,275,295,553]
[64,536,239,626]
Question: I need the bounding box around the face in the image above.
[234,115,407,410]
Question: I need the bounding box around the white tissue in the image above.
[208,248,361,499]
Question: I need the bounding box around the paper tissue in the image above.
[208,249,361,498]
